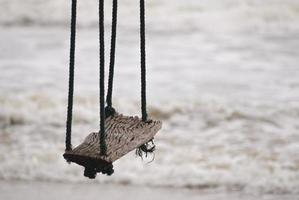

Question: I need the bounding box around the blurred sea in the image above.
[1,0,299,194]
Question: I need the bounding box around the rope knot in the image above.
[105,106,116,118]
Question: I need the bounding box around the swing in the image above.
[63,0,162,179]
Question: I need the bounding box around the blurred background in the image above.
[1,0,299,198]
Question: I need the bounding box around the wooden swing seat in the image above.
[63,113,162,178]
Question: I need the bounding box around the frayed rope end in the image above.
[136,139,156,159]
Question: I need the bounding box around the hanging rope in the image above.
[99,0,107,156]
[136,0,156,157]
[106,0,118,115]
[140,0,147,122]
[65,0,77,152]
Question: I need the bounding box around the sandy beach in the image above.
[0,181,298,200]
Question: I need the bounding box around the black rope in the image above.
[65,0,77,152]
[140,0,147,122]
[99,0,107,155]
[106,0,118,110]
[136,0,156,158]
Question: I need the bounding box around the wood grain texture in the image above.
[64,113,162,163]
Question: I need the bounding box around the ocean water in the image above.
[1,0,299,194]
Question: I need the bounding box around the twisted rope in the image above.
[106,0,118,110]
[99,0,107,155]
[140,0,147,122]
[65,0,77,152]
[136,0,156,158]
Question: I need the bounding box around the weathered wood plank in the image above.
[63,113,162,178]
